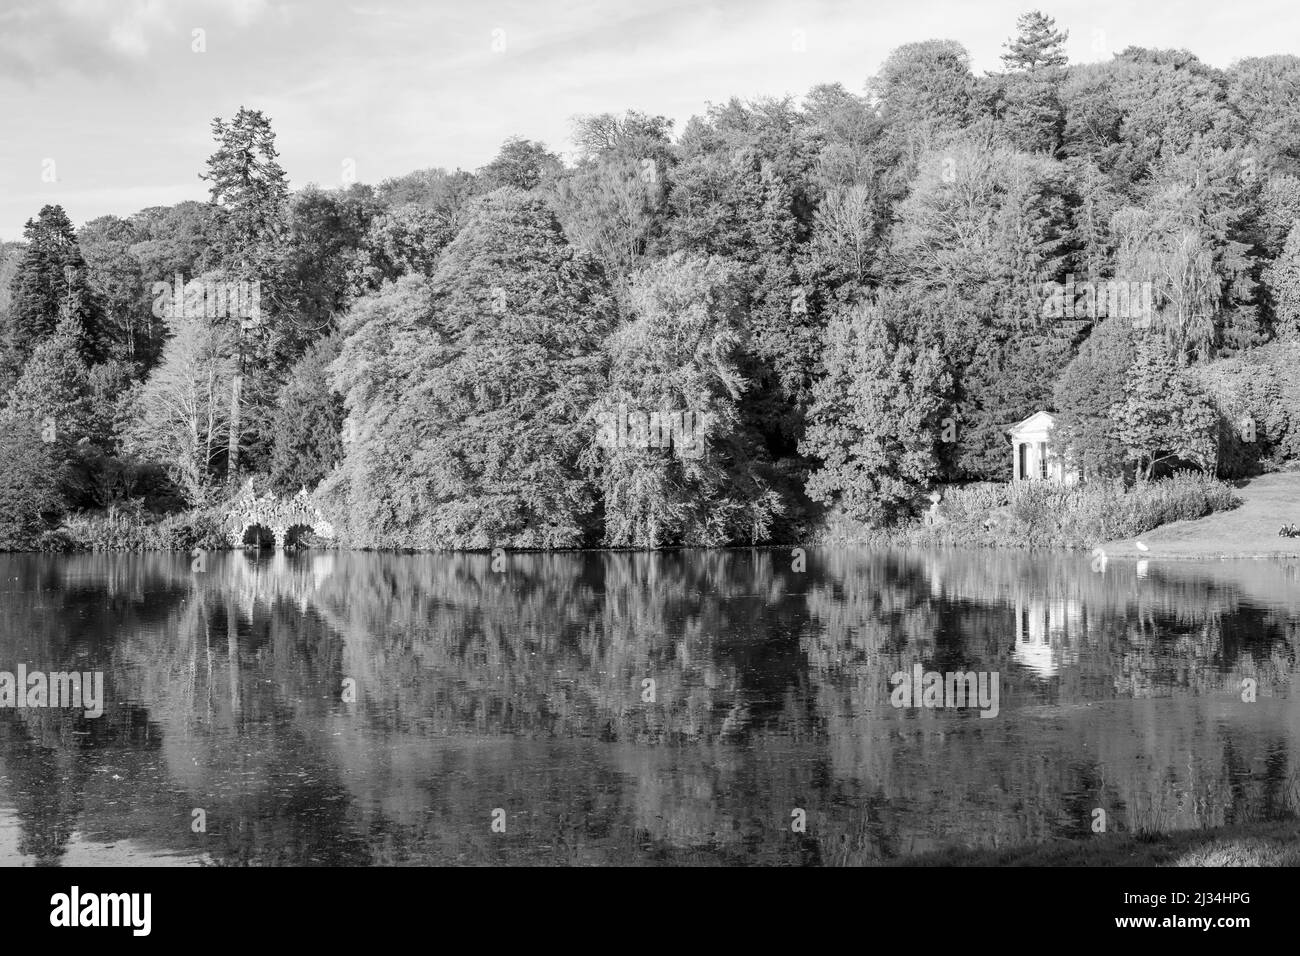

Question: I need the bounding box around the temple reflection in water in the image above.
[0,548,1296,865]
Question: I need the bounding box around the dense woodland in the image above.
[3,11,1300,551]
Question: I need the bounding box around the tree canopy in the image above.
[3,13,1296,549]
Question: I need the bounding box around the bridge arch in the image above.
[282,523,316,549]
[241,523,277,549]
[224,481,337,551]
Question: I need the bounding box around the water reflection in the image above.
[0,548,1296,865]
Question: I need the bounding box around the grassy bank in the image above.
[817,471,1243,551]
[892,819,1300,867]
[1098,470,1300,559]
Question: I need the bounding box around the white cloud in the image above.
[1,0,1298,238]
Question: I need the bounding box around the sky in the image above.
[0,0,1295,240]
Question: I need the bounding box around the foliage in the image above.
[0,417,64,550]
[346,202,453,294]
[6,14,1300,550]
[477,137,562,192]
[1052,316,1137,478]
[376,167,477,225]
[60,506,227,552]
[78,215,158,363]
[268,335,344,494]
[665,113,815,448]
[901,470,1238,549]
[4,314,96,445]
[590,253,782,547]
[326,190,615,548]
[887,139,1072,478]
[1227,55,1300,177]
[994,10,1069,153]
[800,296,951,525]
[1111,338,1218,478]
[7,205,106,364]
[1192,341,1300,465]
[1263,222,1300,339]
[200,106,291,479]
[281,184,380,335]
[871,40,978,164]
[121,311,235,505]
[201,106,290,276]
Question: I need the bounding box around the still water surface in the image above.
[1,549,1297,866]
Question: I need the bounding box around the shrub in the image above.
[1193,342,1300,472]
[0,418,65,550]
[269,335,344,495]
[935,482,1010,524]
[35,529,77,552]
[60,506,228,552]
[903,471,1239,549]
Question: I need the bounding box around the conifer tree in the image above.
[200,107,290,478]
[8,205,105,364]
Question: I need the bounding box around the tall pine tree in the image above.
[200,107,290,479]
[7,205,105,367]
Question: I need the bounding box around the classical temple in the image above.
[1005,411,1079,485]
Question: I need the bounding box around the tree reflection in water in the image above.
[0,549,1296,865]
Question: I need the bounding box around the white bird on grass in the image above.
[1135,541,1150,552]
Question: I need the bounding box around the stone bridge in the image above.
[224,481,336,549]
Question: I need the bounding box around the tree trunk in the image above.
[205,368,216,484]
[227,370,242,479]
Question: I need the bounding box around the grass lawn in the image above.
[1100,471,1300,559]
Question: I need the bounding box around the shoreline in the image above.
[17,472,1300,561]
[15,543,1300,560]
[890,819,1300,867]
[1097,472,1300,561]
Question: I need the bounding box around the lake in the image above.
[1,548,1297,865]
